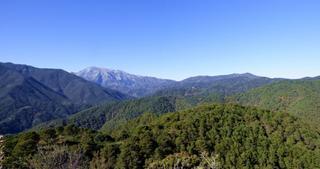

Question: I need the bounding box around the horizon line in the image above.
[2,61,318,81]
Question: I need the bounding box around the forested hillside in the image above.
[232,79,320,127]
[39,73,281,132]
[37,96,185,132]
[2,63,128,104]
[2,104,320,169]
[0,63,129,134]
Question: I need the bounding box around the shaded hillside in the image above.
[0,63,128,134]
[2,104,320,168]
[2,63,128,104]
[231,79,320,127]
[0,65,73,134]
[76,67,175,97]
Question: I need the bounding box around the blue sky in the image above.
[1,0,320,80]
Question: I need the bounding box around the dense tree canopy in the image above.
[2,104,320,169]
[232,79,320,128]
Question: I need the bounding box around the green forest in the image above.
[232,79,320,128]
[2,104,320,169]
[2,63,320,169]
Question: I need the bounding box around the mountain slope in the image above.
[0,63,128,134]
[3,104,320,168]
[109,104,320,168]
[231,79,320,127]
[155,73,280,103]
[0,65,73,134]
[35,96,182,131]
[2,63,128,105]
[38,73,282,132]
[76,67,175,97]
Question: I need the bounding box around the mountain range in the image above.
[56,73,280,132]
[35,65,320,134]
[2,62,320,169]
[0,62,128,134]
[76,67,175,97]
[2,62,320,135]
[75,67,280,99]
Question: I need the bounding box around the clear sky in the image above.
[1,0,320,80]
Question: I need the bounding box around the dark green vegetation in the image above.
[0,62,283,135]
[3,62,320,169]
[70,96,180,131]
[0,62,128,134]
[36,96,184,132]
[232,79,320,128]
[1,63,279,135]
[44,73,279,132]
[2,104,320,169]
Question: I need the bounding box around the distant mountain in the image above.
[76,68,280,100]
[0,62,128,134]
[231,78,320,127]
[176,73,276,89]
[42,73,320,133]
[38,73,282,132]
[155,73,281,103]
[76,67,176,97]
[180,73,259,85]
[3,63,129,104]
